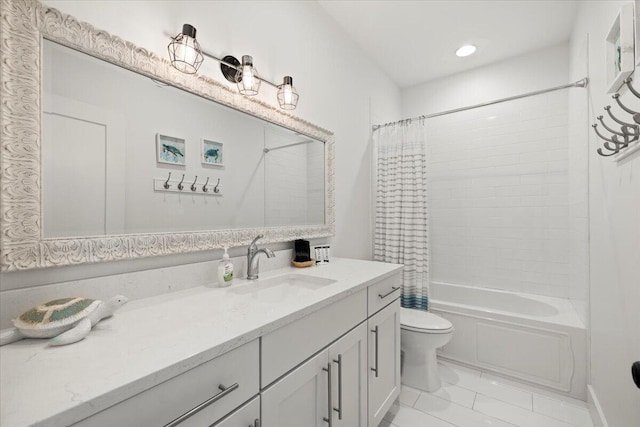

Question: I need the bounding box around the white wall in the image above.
[0,1,401,294]
[570,2,640,426]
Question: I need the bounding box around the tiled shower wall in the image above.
[306,142,326,225]
[567,35,589,326]
[428,91,573,298]
[265,143,309,226]
[264,142,325,226]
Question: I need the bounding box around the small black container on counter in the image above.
[293,239,312,262]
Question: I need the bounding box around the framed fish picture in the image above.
[156,134,186,165]
[201,139,224,166]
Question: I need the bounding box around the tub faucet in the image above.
[247,234,275,280]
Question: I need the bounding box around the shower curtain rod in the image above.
[263,139,313,153]
[372,77,589,131]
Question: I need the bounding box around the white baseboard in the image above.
[587,385,609,427]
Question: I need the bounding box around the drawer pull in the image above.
[333,355,343,420]
[378,286,400,300]
[371,326,379,378]
[164,382,239,427]
[322,363,333,426]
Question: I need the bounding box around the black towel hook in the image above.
[605,106,638,134]
[612,93,639,116]
[592,124,621,145]
[597,147,621,157]
[597,115,625,136]
[592,124,629,154]
[624,77,640,99]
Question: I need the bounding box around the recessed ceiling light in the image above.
[456,45,476,57]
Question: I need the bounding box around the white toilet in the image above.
[400,307,454,392]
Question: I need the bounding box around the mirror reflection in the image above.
[42,40,325,238]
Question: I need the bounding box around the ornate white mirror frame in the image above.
[0,0,335,271]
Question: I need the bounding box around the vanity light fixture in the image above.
[455,44,477,57]
[167,24,204,74]
[168,24,299,109]
[236,55,261,96]
[277,76,299,110]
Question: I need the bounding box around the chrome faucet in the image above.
[247,234,275,280]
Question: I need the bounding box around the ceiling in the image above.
[318,0,580,88]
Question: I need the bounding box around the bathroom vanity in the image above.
[0,259,402,427]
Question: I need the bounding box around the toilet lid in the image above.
[400,308,453,332]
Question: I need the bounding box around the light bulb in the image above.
[277,76,298,110]
[283,85,292,105]
[177,44,195,66]
[242,67,254,91]
[236,55,260,95]
[167,24,203,74]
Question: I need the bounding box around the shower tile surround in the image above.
[264,141,325,226]
[428,91,575,299]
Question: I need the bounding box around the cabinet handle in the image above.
[249,419,260,427]
[378,286,400,299]
[371,326,379,378]
[322,363,333,426]
[332,355,343,420]
[164,382,239,427]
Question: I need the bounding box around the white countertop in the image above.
[0,258,402,427]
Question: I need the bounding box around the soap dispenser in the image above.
[218,247,234,287]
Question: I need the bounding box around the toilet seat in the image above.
[400,308,453,334]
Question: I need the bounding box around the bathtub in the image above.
[430,282,587,400]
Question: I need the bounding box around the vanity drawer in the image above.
[213,395,259,427]
[73,340,259,427]
[261,289,367,387]
[367,273,402,315]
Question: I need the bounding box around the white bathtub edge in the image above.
[430,281,585,329]
[587,385,609,427]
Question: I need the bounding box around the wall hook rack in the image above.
[593,77,640,160]
[154,174,222,196]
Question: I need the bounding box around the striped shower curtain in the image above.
[373,119,430,310]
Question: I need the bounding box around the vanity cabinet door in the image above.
[327,322,368,427]
[261,350,330,427]
[367,299,401,427]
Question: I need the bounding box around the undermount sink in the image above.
[230,274,337,302]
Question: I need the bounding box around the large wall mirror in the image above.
[0,0,334,271]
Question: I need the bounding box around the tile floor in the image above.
[382,361,594,427]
